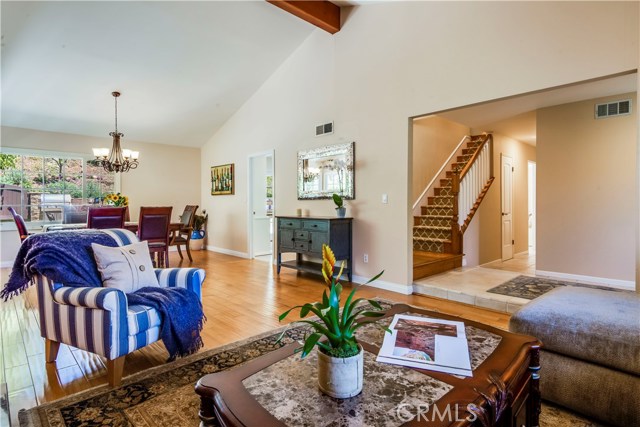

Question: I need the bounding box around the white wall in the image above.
[537,93,637,285]
[1,126,200,265]
[200,2,638,291]
[412,116,469,203]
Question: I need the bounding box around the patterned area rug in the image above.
[487,275,631,300]
[20,303,604,427]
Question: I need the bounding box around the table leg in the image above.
[277,252,281,274]
[198,395,218,427]
[527,347,541,427]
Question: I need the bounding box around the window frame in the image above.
[0,147,121,230]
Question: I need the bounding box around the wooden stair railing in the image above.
[450,133,494,254]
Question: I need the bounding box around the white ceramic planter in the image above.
[189,238,204,251]
[336,207,346,218]
[317,346,363,398]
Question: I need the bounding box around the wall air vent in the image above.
[595,99,632,119]
[315,121,334,136]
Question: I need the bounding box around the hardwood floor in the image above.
[0,250,510,425]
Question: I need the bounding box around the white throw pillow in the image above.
[92,241,159,293]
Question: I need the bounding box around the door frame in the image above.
[501,154,514,261]
[247,150,275,259]
[527,160,536,254]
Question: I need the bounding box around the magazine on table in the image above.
[376,314,473,377]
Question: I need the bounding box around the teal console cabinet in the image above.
[276,216,353,281]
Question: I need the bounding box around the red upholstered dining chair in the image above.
[87,207,126,229]
[169,205,198,263]
[8,206,32,242]
[138,206,173,268]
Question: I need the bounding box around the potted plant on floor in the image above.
[278,244,386,398]
[190,210,208,251]
[333,193,346,218]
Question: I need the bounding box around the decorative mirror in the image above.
[297,142,355,200]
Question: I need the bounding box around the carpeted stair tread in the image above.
[412,236,451,243]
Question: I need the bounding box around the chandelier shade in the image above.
[93,91,139,173]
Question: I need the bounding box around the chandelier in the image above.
[92,91,139,173]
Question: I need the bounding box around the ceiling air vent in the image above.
[595,99,632,119]
[315,121,334,136]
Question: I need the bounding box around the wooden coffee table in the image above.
[195,304,541,427]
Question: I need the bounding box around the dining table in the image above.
[42,222,183,234]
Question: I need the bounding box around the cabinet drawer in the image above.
[280,219,301,229]
[294,230,309,240]
[293,241,309,252]
[302,220,328,232]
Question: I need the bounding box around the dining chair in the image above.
[138,206,173,268]
[8,206,32,242]
[87,207,126,229]
[169,205,198,262]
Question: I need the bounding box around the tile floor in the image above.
[413,252,536,314]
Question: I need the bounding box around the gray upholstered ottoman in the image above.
[509,286,640,426]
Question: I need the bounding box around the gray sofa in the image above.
[509,286,640,426]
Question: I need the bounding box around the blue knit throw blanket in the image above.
[1,230,118,300]
[128,287,206,361]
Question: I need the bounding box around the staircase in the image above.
[413,134,494,280]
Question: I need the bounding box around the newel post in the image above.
[451,173,463,255]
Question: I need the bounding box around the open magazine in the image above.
[376,314,472,377]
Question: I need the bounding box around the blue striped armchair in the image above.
[36,266,205,386]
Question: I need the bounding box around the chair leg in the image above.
[45,339,61,363]
[164,249,169,268]
[176,244,183,259]
[185,241,193,262]
[107,356,126,387]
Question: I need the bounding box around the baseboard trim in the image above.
[351,275,412,295]
[535,269,635,290]
[206,245,249,259]
[479,258,502,267]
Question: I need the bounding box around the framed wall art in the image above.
[211,163,234,195]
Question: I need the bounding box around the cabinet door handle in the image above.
[287,222,293,226]
[308,240,312,244]
[291,238,295,241]
[312,224,318,228]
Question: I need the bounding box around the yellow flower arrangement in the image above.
[103,192,128,207]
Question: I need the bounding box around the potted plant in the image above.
[103,192,130,221]
[190,210,208,251]
[278,244,386,398]
[333,193,346,218]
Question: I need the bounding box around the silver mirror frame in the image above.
[297,141,355,200]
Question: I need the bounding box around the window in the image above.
[0,152,116,224]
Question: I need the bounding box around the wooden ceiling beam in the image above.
[267,1,341,34]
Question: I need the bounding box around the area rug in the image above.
[487,275,631,300]
[20,303,604,427]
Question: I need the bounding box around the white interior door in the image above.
[527,161,536,254]
[501,154,514,261]
[248,152,274,258]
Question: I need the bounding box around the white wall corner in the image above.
[206,245,250,259]
[535,269,636,290]
[351,275,413,295]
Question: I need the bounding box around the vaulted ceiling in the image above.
[1,1,315,147]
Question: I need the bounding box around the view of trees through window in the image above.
[0,153,115,222]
